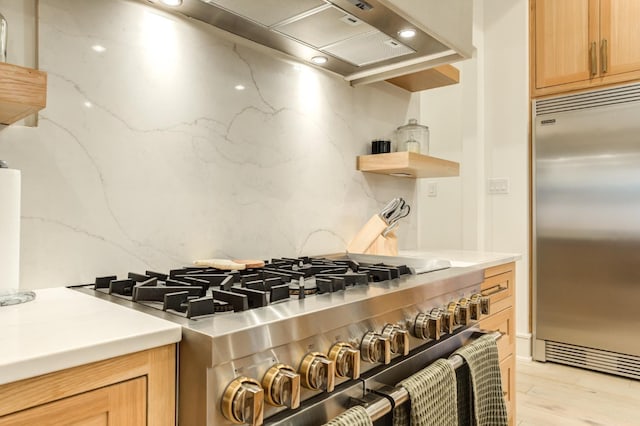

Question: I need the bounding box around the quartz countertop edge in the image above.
[0,287,182,385]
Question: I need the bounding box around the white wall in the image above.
[419,0,530,358]
[0,0,420,289]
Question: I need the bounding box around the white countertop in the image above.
[399,249,521,269]
[0,287,182,385]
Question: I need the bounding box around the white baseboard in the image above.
[516,332,532,359]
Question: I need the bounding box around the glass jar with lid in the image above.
[395,118,429,154]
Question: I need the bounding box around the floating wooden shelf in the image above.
[357,151,459,179]
[385,64,460,92]
[0,62,47,125]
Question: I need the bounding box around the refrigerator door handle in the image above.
[590,41,597,76]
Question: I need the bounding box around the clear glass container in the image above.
[0,290,36,306]
[0,13,6,62]
[396,118,429,154]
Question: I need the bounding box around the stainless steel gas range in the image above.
[72,253,493,425]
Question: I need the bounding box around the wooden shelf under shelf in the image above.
[0,62,47,125]
[385,64,460,92]
[357,151,460,178]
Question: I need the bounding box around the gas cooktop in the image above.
[72,255,449,320]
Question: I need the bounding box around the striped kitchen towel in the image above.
[392,358,458,426]
[452,333,508,426]
[324,405,373,426]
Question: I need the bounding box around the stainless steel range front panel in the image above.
[533,84,640,365]
[177,268,484,425]
[75,263,487,425]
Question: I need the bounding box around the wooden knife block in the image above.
[347,214,399,256]
[364,231,398,256]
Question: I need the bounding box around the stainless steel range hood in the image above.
[141,0,473,85]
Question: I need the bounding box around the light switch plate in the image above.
[427,182,437,197]
[488,178,509,194]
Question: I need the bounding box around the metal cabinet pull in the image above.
[601,39,608,73]
[481,284,507,296]
[590,41,597,76]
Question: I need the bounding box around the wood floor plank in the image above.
[517,359,640,425]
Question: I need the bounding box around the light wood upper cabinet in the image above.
[532,0,640,97]
[534,0,593,89]
[600,0,640,77]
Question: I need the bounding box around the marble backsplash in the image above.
[0,0,418,289]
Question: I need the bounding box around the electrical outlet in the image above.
[427,182,438,197]
[488,178,509,194]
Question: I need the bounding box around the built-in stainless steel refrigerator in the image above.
[533,83,640,379]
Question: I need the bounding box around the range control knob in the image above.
[328,342,361,379]
[438,307,455,334]
[448,300,470,327]
[413,312,442,341]
[221,377,264,426]
[299,352,335,392]
[458,298,471,323]
[360,331,391,364]
[262,364,300,409]
[380,324,409,356]
[469,293,491,320]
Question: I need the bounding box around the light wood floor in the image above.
[516,359,640,425]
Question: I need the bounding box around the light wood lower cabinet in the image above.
[479,262,516,426]
[499,354,515,422]
[0,377,146,425]
[479,306,515,363]
[0,344,176,426]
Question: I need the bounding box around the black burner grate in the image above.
[86,257,411,319]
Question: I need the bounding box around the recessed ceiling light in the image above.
[311,56,328,65]
[160,0,182,6]
[91,45,106,53]
[398,29,416,39]
[234,84,245,91]
[84,101,93,108]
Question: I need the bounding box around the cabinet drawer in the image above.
[478,306,514,362]
[481,266,514,315]
[500,354,515,426]
[484,262,514,279]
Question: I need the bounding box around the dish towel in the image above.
[452,333,508,426]
[324,405,373,426]
[455,363,472,426]
[392,358,458,426]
